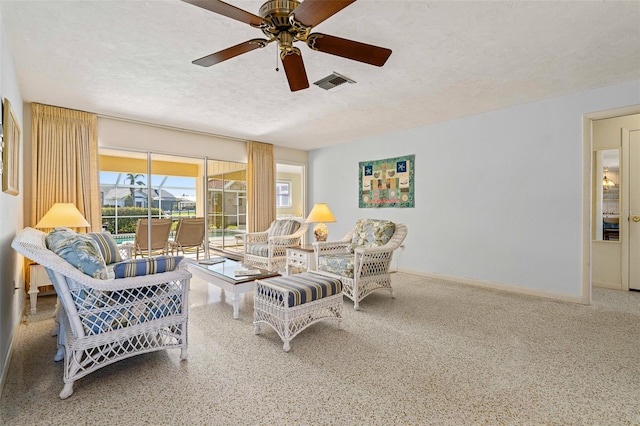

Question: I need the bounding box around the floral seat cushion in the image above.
[316,253,355,279]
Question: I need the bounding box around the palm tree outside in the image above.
[125,173,145,207]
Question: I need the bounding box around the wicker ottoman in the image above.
[253,272,343,352]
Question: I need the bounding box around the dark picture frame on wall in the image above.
[2,98,20,196]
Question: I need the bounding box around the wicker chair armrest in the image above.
[56,267,192,292]
[100,269,192,291]
[313,239,352,256]
[269,234,301,247]
[266,221,308,246]
[353,245,397,256]
[245,231,268,244]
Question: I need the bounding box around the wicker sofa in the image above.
[12,227,191,399]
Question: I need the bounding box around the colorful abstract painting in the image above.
[359,155,414,208]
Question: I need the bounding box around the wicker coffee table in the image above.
[188,258,279,319]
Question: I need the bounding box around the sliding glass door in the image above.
[99,148,247,257]
[206,159,247,252]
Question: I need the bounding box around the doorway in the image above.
[589,111,640,293]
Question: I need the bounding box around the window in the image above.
[276,181,292,208]
[98,149,247,253]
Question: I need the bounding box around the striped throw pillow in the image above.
[267,219,301,238]
[113,256,183,279]
[88,232,122,265]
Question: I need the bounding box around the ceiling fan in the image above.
[182,0,392,92]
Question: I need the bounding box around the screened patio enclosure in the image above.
[99,148,247,256]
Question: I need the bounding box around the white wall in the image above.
[97,116,308,165]
[0,14,24,392]
[309,80,640,301]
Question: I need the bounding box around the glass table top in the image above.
[191,257,279,283]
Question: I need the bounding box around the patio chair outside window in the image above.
[129,218,173,258]
[170,217,206,259]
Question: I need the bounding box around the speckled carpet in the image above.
[2,273,639,425]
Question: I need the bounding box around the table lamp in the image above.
[306,203,336,242]
[35,203,91,230]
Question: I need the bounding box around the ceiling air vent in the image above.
[313,72,356,92]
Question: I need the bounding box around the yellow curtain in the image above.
[247,141,275,232]
[30,103,100,232]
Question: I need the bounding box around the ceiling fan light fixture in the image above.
[314,72,355,91]
[182,0,390,92]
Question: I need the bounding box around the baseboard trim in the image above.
[592,281,622,290]
[398,268,588,305]
[0,314,21,397]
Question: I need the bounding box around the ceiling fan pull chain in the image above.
[275,47,279,72]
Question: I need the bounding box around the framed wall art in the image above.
[3,98,20,195]
[359,154,414,208]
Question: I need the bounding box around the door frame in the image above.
[583,105,640,303]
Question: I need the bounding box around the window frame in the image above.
[276,180,292,208]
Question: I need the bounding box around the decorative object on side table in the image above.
[306,203,336,242]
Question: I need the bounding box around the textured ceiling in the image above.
[1,0,639,151]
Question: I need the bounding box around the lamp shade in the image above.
[306,203,335,242]
[35,203,91,229]
[306,203,336,223]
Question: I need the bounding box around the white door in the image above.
[629,129,640,290]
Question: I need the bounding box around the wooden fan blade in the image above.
[281,48,309,92]
[307,33,392,66]
[182,0,264,27]
[290,0,356,28]
[193,39,269,67]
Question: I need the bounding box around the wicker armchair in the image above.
[243,217,308,271]
[12,227,191,399]
[313,219,407,310]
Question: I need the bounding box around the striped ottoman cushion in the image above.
[261,273,342,307]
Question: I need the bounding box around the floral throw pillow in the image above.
[350,219,396,252]
[45,228,108,279]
